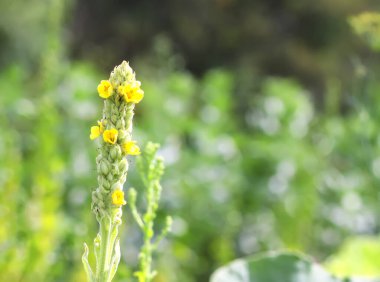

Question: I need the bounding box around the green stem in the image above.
[143,235,152,282]
[143,183,155,282]
[96,217,118,282]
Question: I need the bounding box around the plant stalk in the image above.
[96,217,119,282]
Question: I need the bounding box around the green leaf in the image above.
[82,243,94,282]
[210,252,380,282]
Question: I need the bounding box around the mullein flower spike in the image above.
[83,61,143,282]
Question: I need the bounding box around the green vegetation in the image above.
[1,1,380,281]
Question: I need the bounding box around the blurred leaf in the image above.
[324,237,380,278]
[350,12,380,51]
[210,252,380,282]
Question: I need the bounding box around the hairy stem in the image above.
[96,217,119,282]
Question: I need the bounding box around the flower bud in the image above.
[118,129,127,139]
[111,182,121,191]
[96,155,103,165]
[111,114,118,124]
[118,159,128,173]
[100,161,110,175]
[102,179,111,190]
[110,146,118,160]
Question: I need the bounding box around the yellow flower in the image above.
[118,81,144,103]
[121,141,141,155]
[103,128,118,144]
[90,126,100,140]
[97,80,114,99]
[112,190,126,206]
[90,121,105,140]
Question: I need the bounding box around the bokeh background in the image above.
[1,0,380,281]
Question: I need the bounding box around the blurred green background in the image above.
[1,0,380,281]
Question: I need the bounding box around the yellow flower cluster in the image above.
[91,75,143,155]
[97,78,144,104]
[90,124,141,155]
[118,81,144,104]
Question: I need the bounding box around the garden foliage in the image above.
[1,1,380,281]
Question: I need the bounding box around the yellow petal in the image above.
[122,141,141,155]
[90,126,101,140]
[130,89,144,104]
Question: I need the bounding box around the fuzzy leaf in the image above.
[210,252,380,282]
[82,243,94,282]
